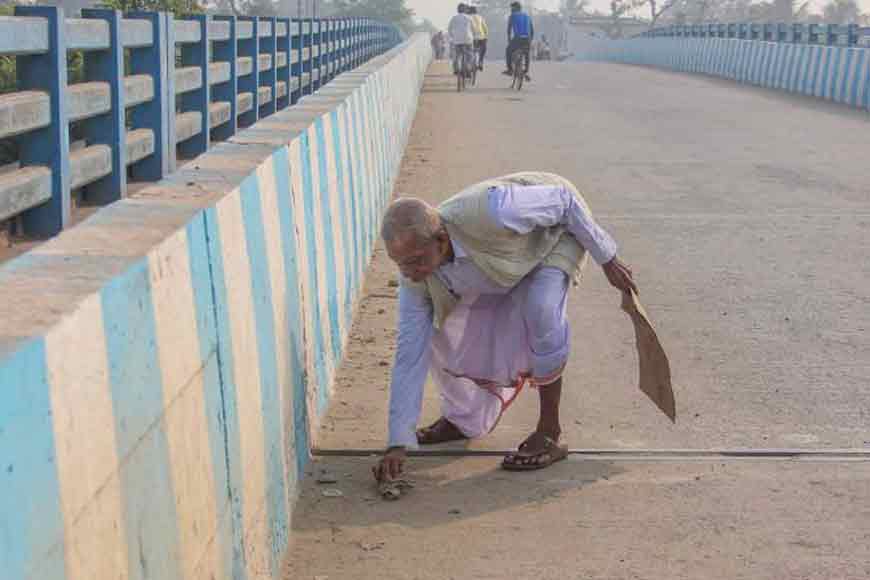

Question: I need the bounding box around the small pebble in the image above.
[387,279,399,288]
[321,488,343,498]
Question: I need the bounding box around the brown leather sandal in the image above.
[416,417,468,445]
[502,432,568,471]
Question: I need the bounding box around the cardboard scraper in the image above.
[621,290,676,423]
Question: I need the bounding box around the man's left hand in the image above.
[602,256,638,295]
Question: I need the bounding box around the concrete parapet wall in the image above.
[583,37,870,111]
[0,33,431,580]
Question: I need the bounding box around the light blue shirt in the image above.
[387,184,618,448]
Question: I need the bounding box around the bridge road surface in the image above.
[284,61,870,579]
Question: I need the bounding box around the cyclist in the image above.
[448,3,475,80]
[467,5,489,72]
[503,1,533,81]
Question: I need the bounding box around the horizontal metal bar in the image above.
[257,86,271,106]
[258,53,272,72]
[276,21,287,37]
[0,90,49,140]
[120,18,153,49]
[173,20,200,44]
[237,91,253,115]
[68,75,154,122]
[209,61,231,85]
[259,20,272,37]
[237,56,253,77]
[276,81,287,99]
[313,448,870,462]
[69,144,111,191]
[209,20,230,42]
[174,66,202,95]
[209,101,231,128]
[0,74,154,140]
[0,16,48,55]
[0,165,52,222]
[277,51,287,68]
[237,20,253,40]
[126,128,154,165]
[64,17,153,52]
[69,129,154,191]
[175,110,201,143]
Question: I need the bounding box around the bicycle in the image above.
[511,48,528,91]
[455,46,471,92]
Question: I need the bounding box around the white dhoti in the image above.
[430,266,570,438]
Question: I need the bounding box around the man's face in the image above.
[386,232,448,282]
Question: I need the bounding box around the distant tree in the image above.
[326,0,414,32]
[822,0,862,23]
[98,0,202,12]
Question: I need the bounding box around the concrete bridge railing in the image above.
[640,22,870,47]
[0,32,431,580]
[0,6,400,238]
[583,31,870,112]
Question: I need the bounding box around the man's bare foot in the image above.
[416,417,468,445]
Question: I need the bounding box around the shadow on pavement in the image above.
[292,455,624,532]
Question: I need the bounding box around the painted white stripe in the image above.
[214,192,270,573]
[335,102,359,309]
[148,227,224,580]
[253,154,293,509]
[287,137,320,426]
[46,294,129,580]
[321,112,348,343]
[308,122,337,387]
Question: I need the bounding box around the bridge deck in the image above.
[285,61,870,579]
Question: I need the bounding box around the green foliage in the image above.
[97,0,203,13]
[327,0,414,32]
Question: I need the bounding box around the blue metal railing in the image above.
[639,23,870,47]
[0,6,401,237]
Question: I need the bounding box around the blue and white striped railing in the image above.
[640,22,870,47]
[585,34,870,111]
[0,6,400,237]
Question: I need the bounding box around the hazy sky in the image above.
[408,0,870,29]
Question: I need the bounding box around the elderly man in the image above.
[373,172,636,481]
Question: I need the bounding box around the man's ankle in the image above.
[536,424,562,440]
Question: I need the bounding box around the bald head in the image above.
[381,197,443,247]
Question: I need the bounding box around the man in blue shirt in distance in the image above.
[503,1,533,81]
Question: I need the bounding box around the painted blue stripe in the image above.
[340,102,363,295]
[314,118,343,377]
[298,131,329,398]
[811,46,825,95]
[794,45,812,94]
[851,49,866,107]
[863,51,870,109]
[0,339,66,580]
[238,173,289,578]
[330,109,355,321]
[184,216,237,580]
[779,44,790,88]
[100,260,182,580]
[201,205,248,580]
[766,44,781,87]
[839,48,854,104]
[737,41,750,81]
[822,47,840,99]
[802,46,816,95]
[360,91,376,261]
[352,93,370,270]
[270,147,310,478]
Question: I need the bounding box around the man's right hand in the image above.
[373,446,407,482]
